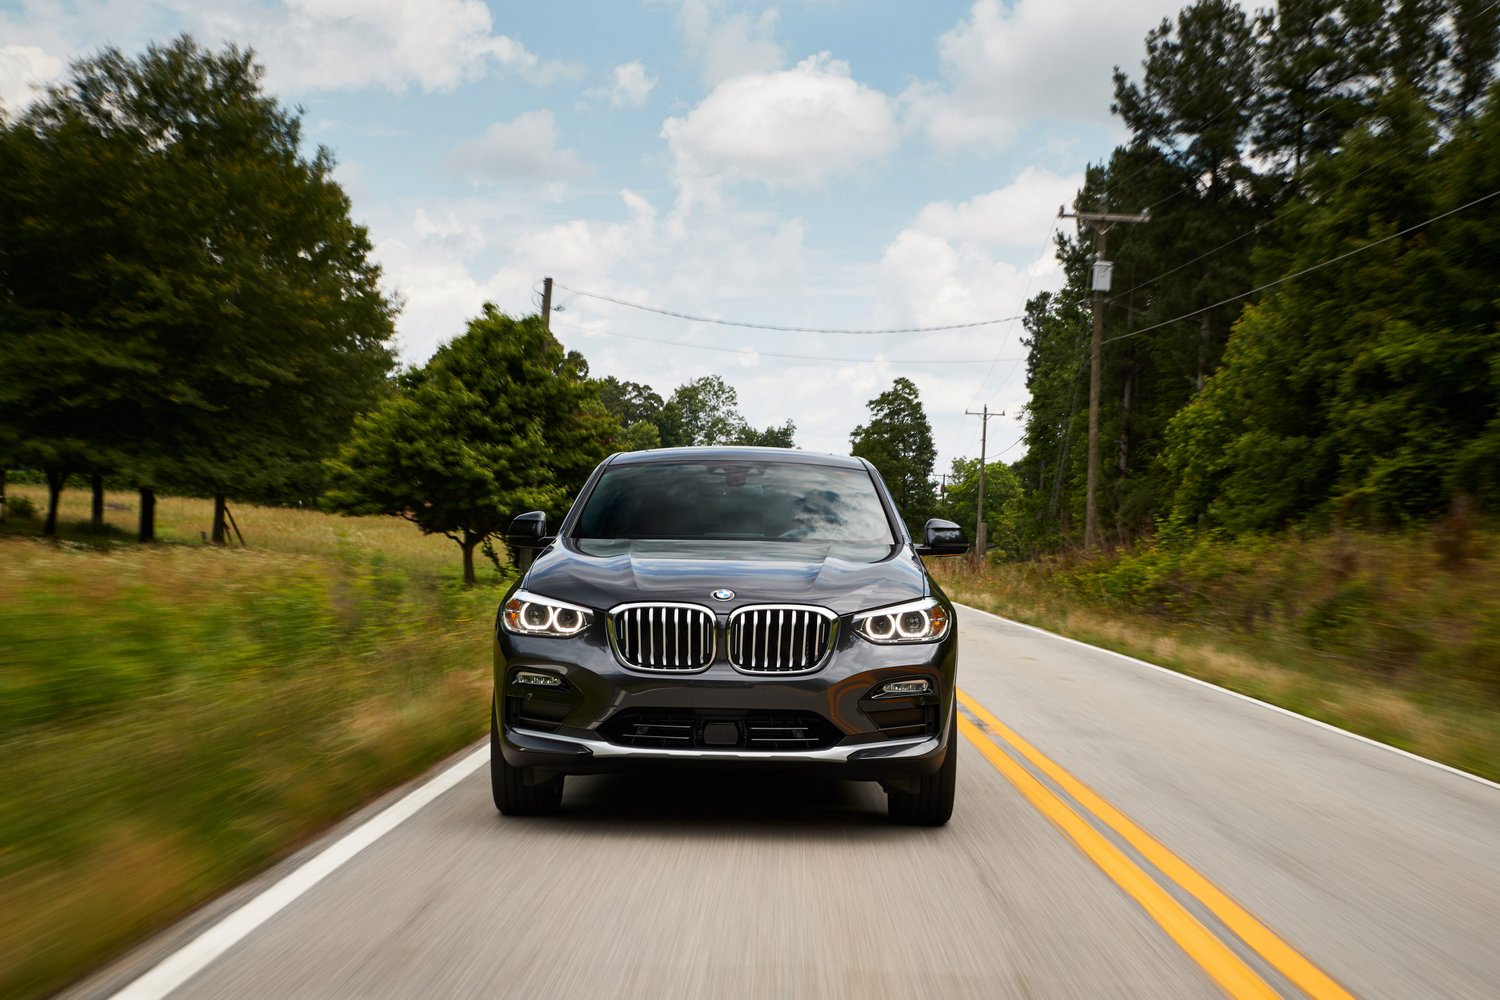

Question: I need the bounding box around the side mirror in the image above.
[506,511,550,550]
[914,518,968,556]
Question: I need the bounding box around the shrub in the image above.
[6,496,36,519]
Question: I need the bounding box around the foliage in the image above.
[0,36,396,516]
[324,307,617,584]
[656,374,796,449]
[850,377,937,532]
[5,495,35,519]
[1016,0,1500,549]
[1163,86,1500,530]
[938,458,1024,559]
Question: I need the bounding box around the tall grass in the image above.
[0,487,510,998]
[934,522,1500,782]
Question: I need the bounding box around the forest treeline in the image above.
[1016,0,1500,551]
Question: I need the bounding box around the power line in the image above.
[1102,187,1500,347]
[553,283,1025,335]
[1104,105,1463,306]
[549,320,1025,365]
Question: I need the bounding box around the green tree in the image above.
[658,375,746,447]
[1164,85,1500,530]
[0,36,396,539]
[939,457,1025,559]
[732,420,797,448]
[850,377,936,532]
[325,308,617,585]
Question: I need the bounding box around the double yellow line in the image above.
[956,689,1355,1000]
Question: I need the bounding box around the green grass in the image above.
[933,524,1500,784]
[0,486,511,998]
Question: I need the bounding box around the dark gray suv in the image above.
[492,447,967,824]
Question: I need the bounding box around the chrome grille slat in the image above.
[610,603,716,673]
[727,605,836,674]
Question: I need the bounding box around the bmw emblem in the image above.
[710,588,735,602]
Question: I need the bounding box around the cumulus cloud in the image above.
[583,61,656,108]
[677,0,784,85]
[0,44,65,111]
[662,53,898,195]
[449,111,587,183]
[910,166,1081,249]
[907,0,1168,153]
[874,168,1078,333]
[189,0,579,93]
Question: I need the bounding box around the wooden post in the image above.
[138,487,156,543]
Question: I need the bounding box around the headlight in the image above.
[501,590,593,637]
[853,597,951,644]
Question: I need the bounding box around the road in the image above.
[72,605,1500,999]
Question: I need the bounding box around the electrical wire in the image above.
[1102,187,1500,347]
[552,283,1025,335]
[548,320,1025,366]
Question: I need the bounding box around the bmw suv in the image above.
[492,447,968,824]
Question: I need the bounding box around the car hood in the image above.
[521,538,930,616]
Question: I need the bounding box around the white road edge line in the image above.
[957,602,1500,794]
[110,744,490,1000]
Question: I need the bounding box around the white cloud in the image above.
[662,53,897,196]
[911,166,1081,249]
[190,0,580,93]
[678,0,784,86]
[583,61,656,108]
[908,0,1167,153]
[449,111,587,183]
[875,168,1076,333]
[0,44,65,111]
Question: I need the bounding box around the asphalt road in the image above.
[74,605,1500,999]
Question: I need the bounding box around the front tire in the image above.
[887,712,957,826]
[490,699,564,816]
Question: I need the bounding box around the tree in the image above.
[939,457,1025,559]
[657,375,746,447]
[732,420,797,448]
[324,307,617,585]
[0,36,396,539]
[850,377,936,532]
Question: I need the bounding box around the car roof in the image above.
[605,446,868,470]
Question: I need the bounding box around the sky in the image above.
[0,0,1193,475]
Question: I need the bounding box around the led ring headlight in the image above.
[502,590,593,637]
[852,598,951,644]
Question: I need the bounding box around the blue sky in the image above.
[1,0,1192,472]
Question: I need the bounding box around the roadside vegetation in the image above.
[933,516,1500,784]
[0,487,508,999]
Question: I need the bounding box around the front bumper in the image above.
[494,610,957,782]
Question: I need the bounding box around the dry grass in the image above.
[2,482,473,580]
[0,489,508,998]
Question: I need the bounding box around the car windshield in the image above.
[573,460,896,544]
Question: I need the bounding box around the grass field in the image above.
[932,525,1500,784]
[0,484,509,998]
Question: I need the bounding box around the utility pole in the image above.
[1057,207,1148,551]
[541,276,554,332]
[964,405,1003,561]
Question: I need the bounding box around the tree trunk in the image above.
[43,469,65,536]
[138,487,156,543]
[461,534,478,587]
[212,493,227,546]
[1119,359,1133,478]
[0,468,7,521]
[91,473,105,531]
